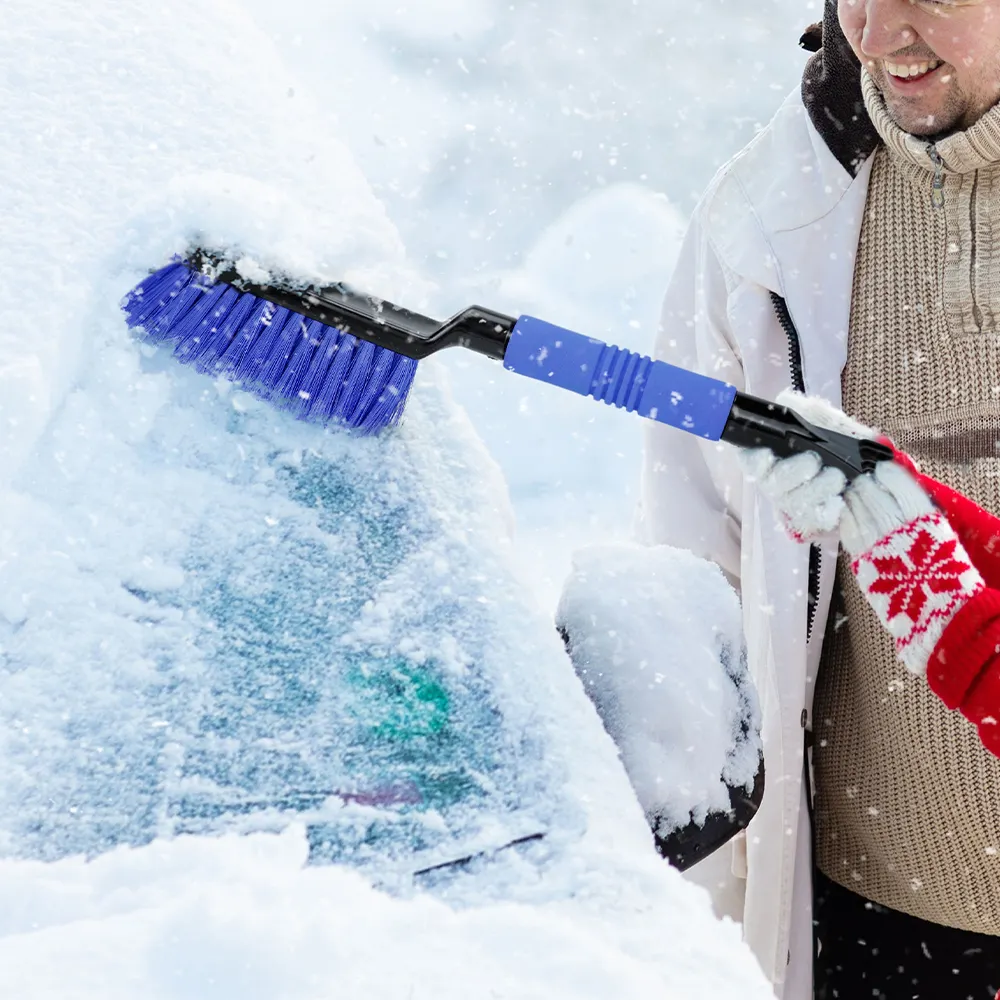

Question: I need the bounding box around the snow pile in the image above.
[0,826,775,999]
[556,544,760,832]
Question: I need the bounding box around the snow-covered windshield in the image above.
[2,360,571,875]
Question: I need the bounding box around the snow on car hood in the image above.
[0,824,772,999]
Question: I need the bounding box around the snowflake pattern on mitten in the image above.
[851,511,985,676]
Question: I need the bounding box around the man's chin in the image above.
[883,97,958,139]
[887,111,940,137]
[872,73,964,138]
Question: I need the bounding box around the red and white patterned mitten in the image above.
[843,462,985,677]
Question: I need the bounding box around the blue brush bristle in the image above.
[122,261,418,434]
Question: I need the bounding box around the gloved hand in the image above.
[741,390,985,677]
[738,390,871,542]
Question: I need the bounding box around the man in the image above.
[638,0,1000,996]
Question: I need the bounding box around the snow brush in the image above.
[122,249,892,477]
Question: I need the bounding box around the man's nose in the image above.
[860,0,918,58]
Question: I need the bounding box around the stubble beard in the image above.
[872,59,1000,139]
[870,67,968,138]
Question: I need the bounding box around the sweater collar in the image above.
[863,69,1000,175]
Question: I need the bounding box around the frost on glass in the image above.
[0,378,560,875]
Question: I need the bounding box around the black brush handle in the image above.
[187,249,515,361]
[720,392,893,480]
[183,250,894,478]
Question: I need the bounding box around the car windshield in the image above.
[1,382,569,880]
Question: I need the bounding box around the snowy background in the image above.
[241,0,818,604]
[0,0,817,996]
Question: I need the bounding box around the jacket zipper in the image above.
[769,292,821,647]
[771,291,821,834]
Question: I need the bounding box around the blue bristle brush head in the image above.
[121,260,418,434]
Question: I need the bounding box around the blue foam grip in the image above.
[503,315,738,440]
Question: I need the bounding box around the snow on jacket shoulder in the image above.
[638,87,875,999]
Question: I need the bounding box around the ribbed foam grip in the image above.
[590,343,654,412]
[503,315,737,441]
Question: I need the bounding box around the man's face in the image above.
[839,0,1000,136]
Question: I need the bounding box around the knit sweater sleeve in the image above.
[889,445,1000,756]
[928,590,1000,757]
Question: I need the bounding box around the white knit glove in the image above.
[739,390,871,542]
[741,390,985,676]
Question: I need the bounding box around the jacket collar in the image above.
[706,87,875,405]
[709,88,870,286]
[800,0,880,176]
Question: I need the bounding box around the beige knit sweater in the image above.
[812,72,1000,934]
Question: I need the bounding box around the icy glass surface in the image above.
[0,369,562,873]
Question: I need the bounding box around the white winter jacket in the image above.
[638,86,877,998]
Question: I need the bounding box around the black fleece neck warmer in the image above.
[801,0,880,175]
